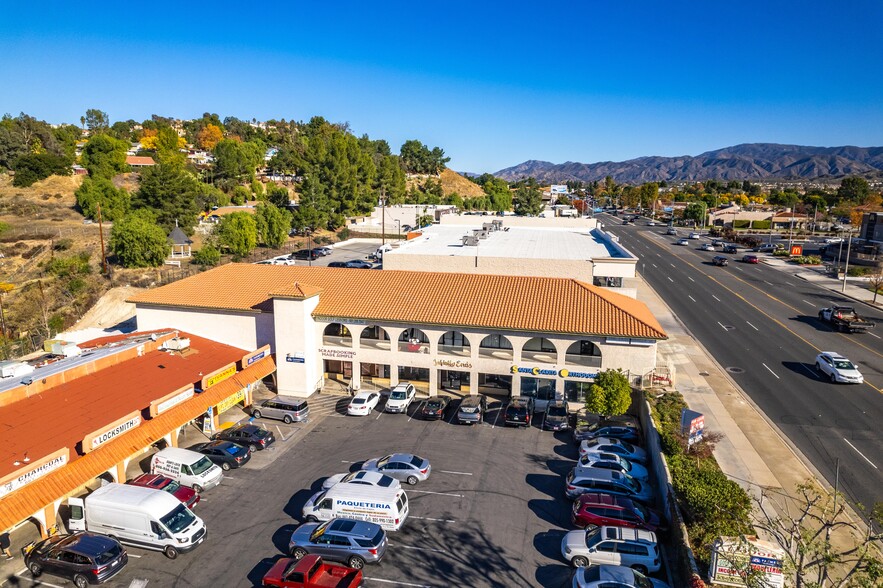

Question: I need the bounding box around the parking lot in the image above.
[262,240,384,268]
[13,394,663,588]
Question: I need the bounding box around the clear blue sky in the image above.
[3,1,881,173]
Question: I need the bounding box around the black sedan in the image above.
[191,440,251,471]
[573,423,641,444]
[420,396,451,420]
[211,423,275,452]
[573,416,640,442]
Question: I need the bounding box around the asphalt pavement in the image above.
[602,215,883,519]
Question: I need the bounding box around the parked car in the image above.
[504,396,535,427]
[344,260,373,269]
[322,470,401,491]
[327,261,348,268]
[212,423,275,452]
[573,416,640,442]
[262,554,362,588]
[361,453,431,485]
[384,382,416,413]
[676,238,690,246]
[22,532,128,587]
[252,396,310,424]
[699,243,716,251]
[815,352,864,384]
[292,249,320,261]
[712,255,729,266]
[575,423,641,444]
[531,386,557,413]
[347,391,381,416]
[190,440,251,471]
[561,525,660,573]
[722,244,739,254]
[754,243,783,253]
[579,438,647,464]
[456,394,488,424]
[571,564,670,588]
[575,452,649,481]
[565,468,654,503]
[314,246,333,256]
[571,493,663,531]
[288,519,387,569]
[420,395,451,420]
[127,473,200,510]
[543,400,571,431]
[742,254,760,264]
[401,224,412,232]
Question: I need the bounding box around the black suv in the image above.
[291,249,320,260]
[212,423,275,451]
[722,244,739,254]
[712,255,729,266]
[23,532,127,587]
[504,396,535,427]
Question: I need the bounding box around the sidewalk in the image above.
[762,256,882,308]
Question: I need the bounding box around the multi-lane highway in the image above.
[602,215,883,520]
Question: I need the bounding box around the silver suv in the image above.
[384,382,416,413]
[456,395,487,424]
[561,525,660,574]
[289,518,387,569]
[565,468,654,504]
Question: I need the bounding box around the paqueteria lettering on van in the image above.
[336,500,391,509]
[91,416,142,450]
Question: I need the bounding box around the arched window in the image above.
[438,331,471,356]
[521,337,558,363]
[398,328,429,353]
[322,323,352,347]
[565,340,602,367]
[479,334,513,359]
[360,325,390,350]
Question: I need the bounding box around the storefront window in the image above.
[565,381,593,403]
[520,377,554,399]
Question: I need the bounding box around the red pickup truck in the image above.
[262,555,362,588]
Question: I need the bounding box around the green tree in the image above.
[109,210,168,267]
[133,163,202,232]
[213,139,265,183]
[75,177,130,222]
[192,244,221,266]
[400,139,450,174]
[153,126,186,166]
[585,369,632,416]
[684,201,706,225]
[266,184,291,209]
[231,185,251,205]
[255,203,292,248]
[837,176,870,203]
[217,212,257,256]
[513,184,543,216]
[84,108,109,133]
[638,182,659,209]
[12,153,71,187]
[81,134,129,178]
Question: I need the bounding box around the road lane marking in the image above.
[688,295,696,302]
[785,281,795,286]
[670,263,676,268]
[843,439,878,469]
[869,332,881,340]
[762,363,780,379]
[688,276,695,282]
[746,321,758,331]
[409,515,456,523]
[651,263,658,268]
[388,542,448,554]
[341,460,358,463]
[439,470,473,475]
[764,280,773,285]
[801,299,815,306]
[408,489,463,497]
[798,364,818,379]
[667,276,674,282]
[712,295,721,301]
[734,266,743,271]
[717,322,727,331]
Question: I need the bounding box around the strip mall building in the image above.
[129,265,667,402]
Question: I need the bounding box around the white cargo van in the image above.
[302,483,409,531]
[150,447,223,492]
[68,483,206,559]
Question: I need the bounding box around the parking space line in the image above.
[388,542,448,554]
[869,332,881,340]
[127,553,142,558]
[16,574,65,588]
[408,401,425,422]
[408,489,463,497]
[688,295,696,302]
[746,321,758,331]
[438,470,472,475]
[490,407,501,429]
[363,577,434,588]
[409,515,456,523]
[275,425,290,442]
[762,363,780,379]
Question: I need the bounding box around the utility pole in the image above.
[380,187,386,246]
[97,203,107,275]
[842,234,853,293]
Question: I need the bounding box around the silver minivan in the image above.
[457,395,487,424]
[252,395,309,424]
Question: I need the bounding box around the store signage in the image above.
[319,349,354,359]
[433,359,472,369]
[150,385,194,417]
[0,448,69,498]
[558,369,597,380]
[202,407,214,435]
[509,366,598,380]
[680,409,705,447]
[216,389,246,414]
[202,364,236,389]
[85,412,142,452]
[790,244,803,256]
[287,352,306,363]
[243,345,271,367]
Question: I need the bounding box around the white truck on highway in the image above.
[817,306,875,333]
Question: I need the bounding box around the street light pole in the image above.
[841,234,853,293]
[395,219,401,239]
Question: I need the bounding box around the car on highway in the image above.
[22,532,128,588]
[575,452,649,481]
[344,260,373,269]
[688,232,701,239]
[288,519,388,569]
[321,470,401,491]
[676,238,690,246]
[742,254,760,264]
[212,423,275,452]
[384,382,416,413]
[824,237,844,245]
[571,493,663,531]
[646,220,657,226]
[127,473,200,509]
[579,438,648,464]
[571,564,670,588]
[504,396,535,427]
[575,422,641,443]
[190,440,251,471]
[561,525,661,573]
[666,227,677,235]
[420,395,451,420]
[815,352,864,384]
[565,468,654,503]
[542,400,571,431]
[361,453,431,485]
[347,391,380,416]
[699,243,716,251]
[722,244,739,254]
[712,255,729,266]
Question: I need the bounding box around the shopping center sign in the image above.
[510,366,597,380]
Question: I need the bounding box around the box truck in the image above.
[68,483,206,559]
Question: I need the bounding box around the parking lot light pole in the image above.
[395,219,401,239]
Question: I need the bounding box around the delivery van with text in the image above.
[301,483,408,531]
[150,447,223,492]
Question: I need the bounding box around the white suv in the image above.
[384,382,417,413]
[561,525,660,574]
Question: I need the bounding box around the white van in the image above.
[374,244,393,259]
[302,483,409,531]
[68,483,206,559]
[150,447,223,492]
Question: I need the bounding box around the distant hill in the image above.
[493,144,883,183]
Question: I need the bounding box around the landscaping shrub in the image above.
[733,220,750,229]
[847,266,873,277]
[751,220,770,230]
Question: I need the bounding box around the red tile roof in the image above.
[128,264,667,340]
[126,155,155,166]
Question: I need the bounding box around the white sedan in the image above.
[815,352,864,384]
[347,391,380,415]
[699,243,716,251]
[689,232,701,239]
[676,238,690,246]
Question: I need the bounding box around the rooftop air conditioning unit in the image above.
[163,337,191,351]
[0,361,35,379]
[51,342,82,358]
[462,236,480,246]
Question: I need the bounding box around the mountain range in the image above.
[492,144,883,184]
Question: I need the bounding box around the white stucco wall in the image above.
[135,305,261,351]
[273,296,321,396]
